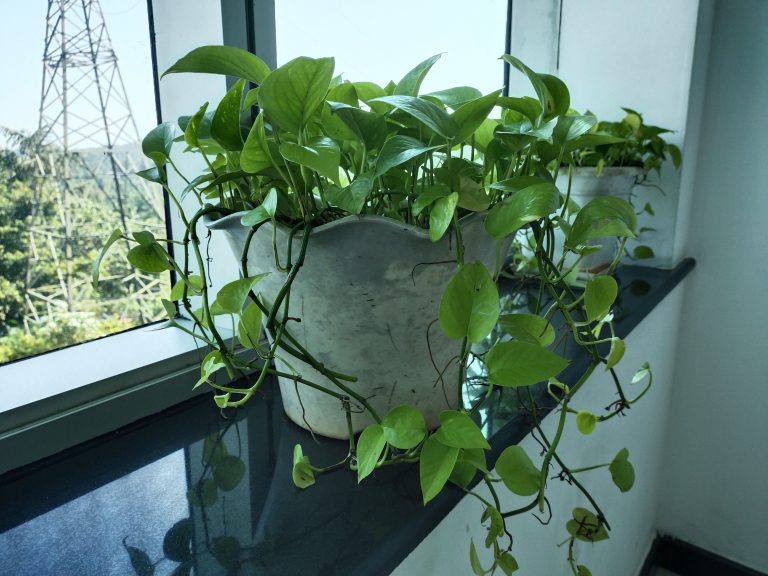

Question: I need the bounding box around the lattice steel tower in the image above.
[26,0,164,326]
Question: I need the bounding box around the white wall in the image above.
[394,285,685,576]
[561,0,699,269]
[657,1,768,571]
[510,1,701,269]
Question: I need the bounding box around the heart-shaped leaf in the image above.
[495,445,540,496]
[486,341,568,387]
[382,405,426,449]
[420,435,459,504]
[439,262,500,343]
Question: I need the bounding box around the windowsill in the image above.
[0,319,214,474]
[0,260,695,575]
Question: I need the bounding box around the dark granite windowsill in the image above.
[0,259,694,576]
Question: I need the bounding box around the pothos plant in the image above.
[572,108,683,261]
[94,46,654,575]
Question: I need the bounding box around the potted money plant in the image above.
[95,47,652,575]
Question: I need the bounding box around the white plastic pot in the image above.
[206,212,500,438]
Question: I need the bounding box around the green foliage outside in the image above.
[0,131,168,364]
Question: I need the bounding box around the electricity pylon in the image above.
[25,0,165,328]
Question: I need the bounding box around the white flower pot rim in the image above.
[205,210,486,241]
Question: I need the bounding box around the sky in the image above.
[0,0,157,147]
[274,0,508,95]
[0,0,510,149]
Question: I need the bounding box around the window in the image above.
[0,0,167,365]
[274,0,509,95]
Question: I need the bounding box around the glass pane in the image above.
[275,0,508,95]
[0,0,168,364]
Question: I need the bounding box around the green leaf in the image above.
[439,262,500,343]
[451,90,501,143]
[461,447,489,473]
[498,96,542,124]
[258,56,334,133]
[554,114,597,145]
[163,45,270,84]
[420,435,459,504]
[424,86,483,108]
[484,182,560,240]
[243,87,259,110]
[575,411,597,435]
[499,553,519,575]
[566,508,609,542]
[486,341,568,387]
[497,313,555,346]
[632,362,651,384]
[429,192,459,242]
[566,196,637,249]
[668,143,683,168]
[469,540,484,575]
[127,242,172,274]
[170,274,203,301]
[495,445,540,496]
[280,137,340,184]
[211,79,245,151]
[458,183,491,212]
[353,81,387,109]
[213,455,246,491]
[237,301,263,350]
[381,405,426,449]
[163,518,192,563]
[213,274,268,314]
[434,410,490,450]
[609,448,635,492]
[213,393,230,408]
[142,122,176,168]
[194,350,227,389]
[412,183,450,216]
[92,228,123,287]
[187,478,218,508]
[372,95,458,139]
[565,132,624,153]
[584,276,618,322]
[502,55,569,119]
[327,101,388,149]
[125,544,154,576]
[450,458,477,489]
[292,444,316,489]
[325,173,374,214]
[450,447,488,489]
[577,565,592,576]
[241,113,273,174]
[136,166,165,184]
[184,103,209,148]
[540,73,570,117]
[482,506,504,546]
[356,424,386,482]
[605,337,625,370]
[240,189,277,228]
[473,118,499,152]
[375,135,442,177]
[633,245,655,259]
[394,54,441,96]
